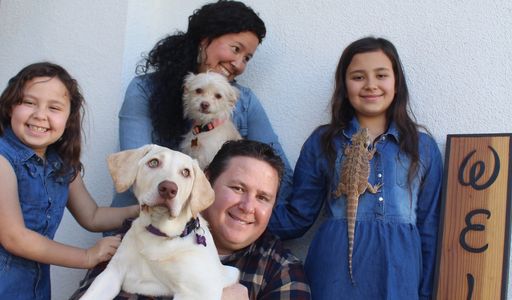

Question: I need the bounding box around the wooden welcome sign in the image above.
[434,134,512,300]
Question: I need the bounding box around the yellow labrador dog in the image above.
[80,145,239,300]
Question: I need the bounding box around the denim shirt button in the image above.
[377,173,382,178]
[52,162,61,169]
[378,197,384,202]
[26,164,37,177]
[47,215,51,219]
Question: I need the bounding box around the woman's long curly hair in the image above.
[0,62,85,178]
[322,37,421,187]
[138,0,266,147]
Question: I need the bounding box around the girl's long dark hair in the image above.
[322,37,420,186]
[0,62,85,178]
[138,0,266,147]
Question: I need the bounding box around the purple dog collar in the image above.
[145,217,206,247]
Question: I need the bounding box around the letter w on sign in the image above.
[434,134,512,300]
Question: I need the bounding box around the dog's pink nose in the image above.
[158,181,178,199]
[200,101,210,110]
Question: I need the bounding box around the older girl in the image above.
[270,37,443,299]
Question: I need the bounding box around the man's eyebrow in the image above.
[227,178,243,185]
[256,189,274,199]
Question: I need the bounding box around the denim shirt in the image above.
[111,75,293,208]
[269,118,443,299]
[0,127,72,299]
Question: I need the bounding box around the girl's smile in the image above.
[360,93,384,100]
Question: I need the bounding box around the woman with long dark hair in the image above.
[112,0,292,208]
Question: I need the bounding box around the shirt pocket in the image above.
[395,152,411,188]
[17,163,49,232]
[394,151,423,192]
[18,164,47,207]
[234,114,248,137]
[0,251,9,272]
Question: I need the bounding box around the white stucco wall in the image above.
[1,1,511,299]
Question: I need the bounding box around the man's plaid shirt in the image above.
[69,230,310,300]
[221,230,310,299]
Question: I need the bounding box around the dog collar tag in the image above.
[191,137,198,147]
[180,217,207,247]
[196,233,207,247]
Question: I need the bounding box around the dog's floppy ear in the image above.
[189,159,215,217]
[107,144,154,193]
[182,72,195,93]
[227,85,240,107]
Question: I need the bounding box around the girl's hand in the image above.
[222,283,249,300]
[85,234,122,268]
[129,204,140,218]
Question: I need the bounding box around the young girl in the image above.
[0,62,139,299]
[269,37,443,299]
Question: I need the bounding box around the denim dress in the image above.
[110,75,293,208]
[0,128,71,300]
[269,118,443,300]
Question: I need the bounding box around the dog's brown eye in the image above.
[181,168,190,177]
[214,93,222,99]
[147,159,159,168]
[195,88,203,94]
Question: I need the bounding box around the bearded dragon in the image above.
[334,127,382,284]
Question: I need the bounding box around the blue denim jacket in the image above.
[111,75,293,208]
[269,118,443,299]
[0,128,71,299]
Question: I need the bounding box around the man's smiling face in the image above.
[202,156,278,255]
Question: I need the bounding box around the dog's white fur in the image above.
[180,72,241,169]
[80,145,239,300]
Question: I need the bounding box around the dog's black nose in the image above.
[200,101,210,110]
[158,181,178,199]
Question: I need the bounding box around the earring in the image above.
[197,47,203,64]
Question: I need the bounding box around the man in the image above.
[70,140,310,300]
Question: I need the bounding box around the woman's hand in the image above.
[222,283,249,300]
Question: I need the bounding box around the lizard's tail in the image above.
[347,195,358,285]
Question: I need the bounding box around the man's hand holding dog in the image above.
[222,283,249,300]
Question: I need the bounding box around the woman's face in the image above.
[198,31,259,81]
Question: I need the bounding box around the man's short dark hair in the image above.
[205,140,284,186]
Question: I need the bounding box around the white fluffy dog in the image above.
[80,145,239,300]
[180,72,241,169]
